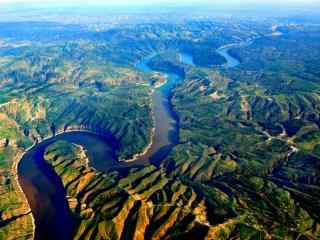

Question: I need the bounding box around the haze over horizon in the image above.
[0,0,319,6]
[0,0,320,238]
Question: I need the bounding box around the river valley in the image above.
[17,46,240,239]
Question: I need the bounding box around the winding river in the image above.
[216,47,240,68]
[17,46,240,240]
[18,132,119,240]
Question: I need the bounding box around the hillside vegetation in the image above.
[0,18,319,239]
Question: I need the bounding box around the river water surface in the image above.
[18,47,237,239]
[18,132,119,240]
[18,53,187,240]
[133,53,185,164]
[216,47,240,68]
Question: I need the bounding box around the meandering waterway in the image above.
[216,47,240,68]
[18,132,118,240]
[17,52,187,240]
[17,45,239,240]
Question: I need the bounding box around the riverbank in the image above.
[0,146,35,240]
[119,125,155,163]
[120,76,168,163]
[12,149,36,240]
[15,48,212,238]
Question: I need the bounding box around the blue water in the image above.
[134,53,183,164]
[18,48,240,239]
[18,132,119,240]
[179,52,195,66]
[216,47,240,68]
[179,48,241,69]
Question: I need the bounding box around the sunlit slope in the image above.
[0,146,34,240]
[163,25,320,239]
[0,18,319,239]
[44,141,213,240]
[0,41,153,158]
[0,39,153,238]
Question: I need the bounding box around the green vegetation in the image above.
[0,40,153,158]
[0,147,34,240]
[162,22,320,239]
[44,141,213,239]
[0,15,319,240]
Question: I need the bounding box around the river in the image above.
[216,47,240,68]
[133,53,184,164]
[18,132,119,240]
[17,52,186,240]
[180,46,241,68]
[17,46,238,240]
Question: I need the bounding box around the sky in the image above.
[0,0,319,6]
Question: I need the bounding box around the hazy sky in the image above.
[0,0,319,6]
